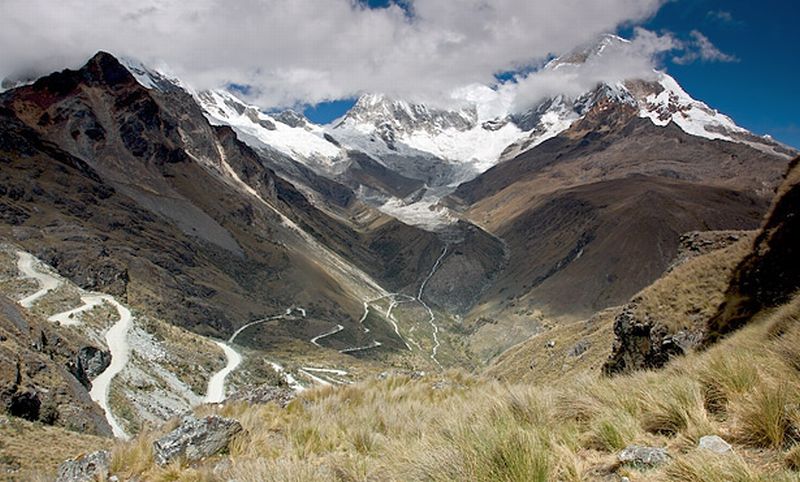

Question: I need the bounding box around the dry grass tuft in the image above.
[661,450,768,482]
[730,378,800,449]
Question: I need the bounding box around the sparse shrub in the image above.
[584,410,638,451]
[765,293,800,339]
[785,443,800,471]
[403,419,551,482]
[773,323,800,372]
[111,430,155,477]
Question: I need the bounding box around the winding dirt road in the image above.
[16,252,131,438]
[203,341,242,404]
[16,252,60,308]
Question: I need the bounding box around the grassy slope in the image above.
[106,291,800,482]
[0,415,108,481]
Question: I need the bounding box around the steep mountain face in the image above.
[1,52,339,337]
[0,52,508,378]
[0,53,436,341]
[705,157,800,343]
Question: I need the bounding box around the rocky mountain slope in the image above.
[0,289,111,436]
[0,52,506,370]
[604,156,800,373]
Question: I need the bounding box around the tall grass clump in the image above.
[639,376,711,439]
[698,350,759,413]
[730,378,800,449]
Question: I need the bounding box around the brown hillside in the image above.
[705,156,800,343]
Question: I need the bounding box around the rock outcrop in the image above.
[0,295,111,435]
[153,415,243,465]
[55,450,111,482]
[68,346,111,389]
[227,384,295,408]
[706,156,800,343]
[603,302,702,374]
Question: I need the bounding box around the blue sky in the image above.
[632,0,800,147]
[305,0,799,147]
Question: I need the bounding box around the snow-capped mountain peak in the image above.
[329,92,524,174]
[194,89,343,165]
[118,46,793,216]
[545,33,630,70]
[336,93,478,135]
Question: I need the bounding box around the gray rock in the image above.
[153,415,243,465]
[698,435,732,453]
[227,385,295,408]
[56,450,110,482]
[618,445,669,467]
[568,340,590,357]
[275,110,307,128]
[79,346,112,379]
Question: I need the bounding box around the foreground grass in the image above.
[111,295,800,482]
[0,415,108,481]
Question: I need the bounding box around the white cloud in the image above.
[506,28,678,112]
[707,10,739,25]
[672,30,738,65]
[0,0,666,108]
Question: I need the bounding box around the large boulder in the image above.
[56,450,111,482]
[153,415,243,466]
[68,346,111,389]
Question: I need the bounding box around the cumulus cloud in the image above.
[0,0,666,108]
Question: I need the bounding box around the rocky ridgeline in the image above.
[666,230,751,272]
[706,157,800,343]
